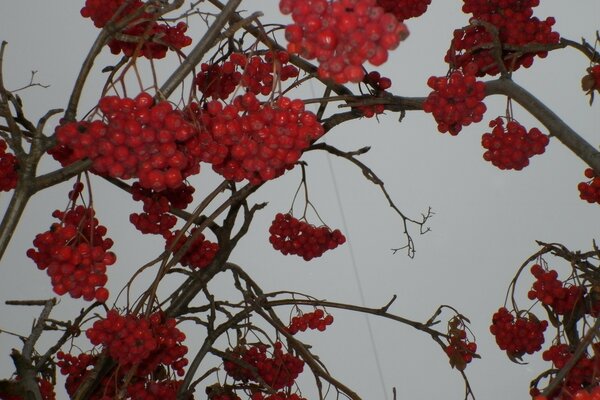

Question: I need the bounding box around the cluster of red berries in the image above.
[27,205,115,302]
[129,183,195,238]
[355,71,392,117]
[280,0,409,83]
[582,65,600,98]
[528,264,584,315]
[0,138,18,192]
[287,309,334,334]
[269,213,346,261]
[447,0,559,75]
[444,317,478,371]
[0,378,56,400]
[55,93,202,192]
[81,0,192,59]
[489,307,548,358]
[537,343,600,399]
[578,168,600,205]
[481,117,549,170]
[56,352,98,397]
[188,93,324,184]
[423,66,487,135]
[223,342,304,390]
[165,228,219,270]
[196,52,299,100]
[376,0,431,22]
[534,387,600,400]
[86,310,188,376]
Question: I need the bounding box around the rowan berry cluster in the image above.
[489,307,548,358]
[0,138,18,192]
[355,71,391,117]
[444,317,478,371]
[423,66,487,135]
[376,0,431,22]
[481,117,549,170]
[165,228,219,270]
[528,264,584,315]
[287,309,334,334]
[55,93,202,192]
[578,168,600,205]
[269,213,346,261]
[81,0,192,59]
[27,205,115,302]
[56,352,98,397]
[188,93,324,184]
[223,342,304,390]
[129,183,195,238]
[582,65,600,97]
[280,0,409,83]
[86,310,188,376]
[447,0,559,75]
[533,387,600,400]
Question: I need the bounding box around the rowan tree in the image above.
[0,1,599,400]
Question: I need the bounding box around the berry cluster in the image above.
[447,0,559,75]
[528,264,584,315]
[81,0,192,59]
[489,307,548,358]
[129,183,195,238]
[287,309,334,334]
[56,352,98,397]
[578,168,600,205]
[582,65,600,98]
[280,0,409,83]
[223,342,304,390]
[86,310,188,376]
[376,0,431,22]
[0,138,18,192]
[534,387,600,400]
[188,93,324,184]
[165,228,219,270]
[355,71,392,117]
[269,213,346,261]
[55,93,202,192]
[444,317,478,371]
[481,117,549,170]
[27,205,115,302]
[423,66,487,135]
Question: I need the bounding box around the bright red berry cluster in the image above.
[280,0,409,83]
[0,138,18,192]
[444,317,478,371]
[582,65,600,97]
[165,228,219,270]
[56,352,98,397]
[447,0,559,75]
[578,168,600,205]
[86,310,188,376]
[481,117,549,170]
[528,264,584,315]
[27,205,115,302]
[423,67,487,135]
[534,387,600,400]
[376,0,431,22]
[188,93,324,184]
[269,213,346,261]
[129,183,195,238]
[223,342,304,390]
[287,309,334,334]
[489,307,548,358]
[81,0,192,59]
[55,93,202,192]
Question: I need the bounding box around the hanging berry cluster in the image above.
[423,65,487,135]
[280,0,409,83]
[489,307,548,358]
[528,264,585,315]
[223,342,304,390]
[447,0,559,75]
[578,168,600,205]
[376,0,431,22]
[481,117,549,170]
[27,205,116,302]
[444,317,478,371]
[582,65,600,101]
[287,309,334,334]
[354,71,392,117]
[269,213,346,261]
[0,138,18,192]
[55,93,202,192]
[188,94,324,184]
[80,0,192,59]
[165,228,219,270]
[534,387,600,400]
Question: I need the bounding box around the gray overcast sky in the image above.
[1,1,599,399]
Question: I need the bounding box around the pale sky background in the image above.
[0,1,599,399]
